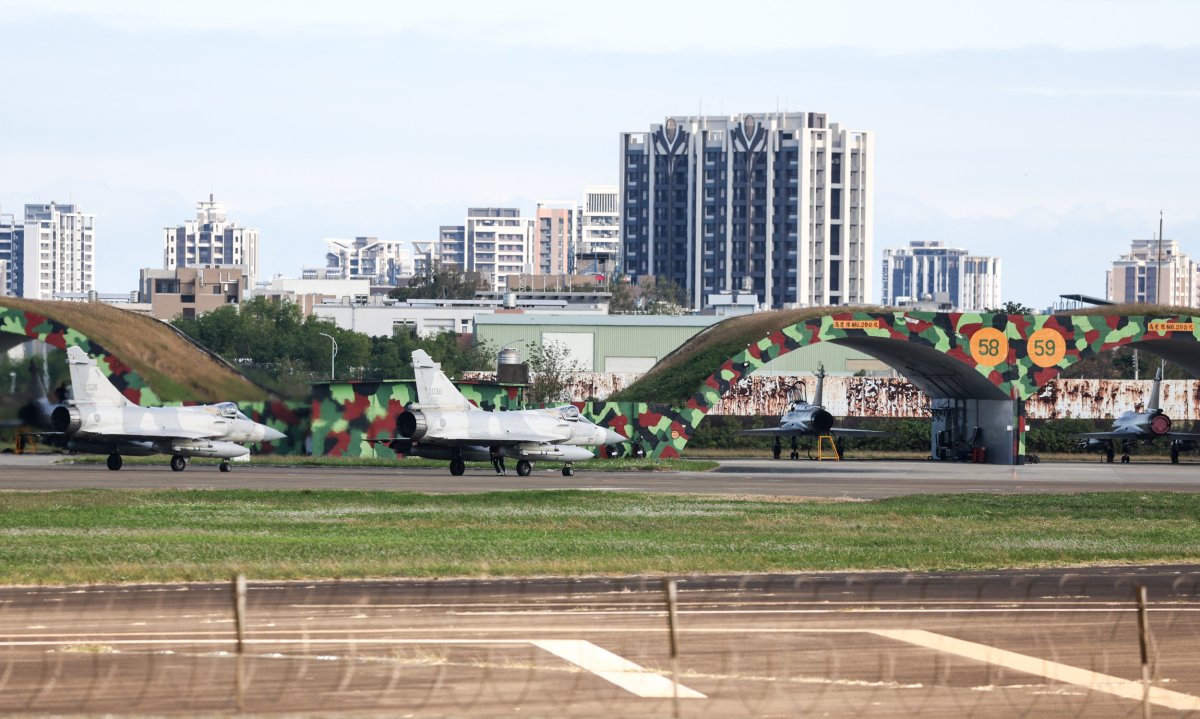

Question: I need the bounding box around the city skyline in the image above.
[1,1,1198,308]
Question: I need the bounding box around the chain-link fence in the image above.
[2,570,1198,716]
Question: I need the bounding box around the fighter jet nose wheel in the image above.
[219,461,232,473]
[106,453,122,471]
[170,455,187,472]
[516,460,532,477]
[562,465,574,477]
[449,457,466,476]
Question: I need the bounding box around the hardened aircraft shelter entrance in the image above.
[673,309,1200,464]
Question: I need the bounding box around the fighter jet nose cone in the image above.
[605,428,627,445]
[264,427,286,442]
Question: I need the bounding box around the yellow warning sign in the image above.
[833,320,881,329]
[1148,322,1194,333]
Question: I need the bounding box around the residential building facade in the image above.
[320,236,414,286]
[138,266,248,320]
[620,112,873,309]
[534,201,578,276]
[437,208,534,291]
[881,241,1002,311]
[20,202,96,301]
[163,195,260,285]
[577,185,620,277]
[0,211,18,296]
[1107,238,1200,306]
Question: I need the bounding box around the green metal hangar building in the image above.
[473,314,890,375]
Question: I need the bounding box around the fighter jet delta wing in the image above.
[393,349,626,477]
[1074,366,1200,464]
[739,363,887,459]
[45,346,285,472]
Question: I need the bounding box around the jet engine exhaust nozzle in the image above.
[811,409,835,435]
[397,410,428,440]
[51,405,82,434]
[1150,414,1172,435]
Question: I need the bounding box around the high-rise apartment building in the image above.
[437,208,534,291]
[621,112,873,309]
[318,237,414,286]
[534,201,578,276]
[19,202,96,300]
[1107,237,1200,306]
[881,241,1001,311]
[577,185,619,276]
[0,211,18,296]
[163,195,260,285]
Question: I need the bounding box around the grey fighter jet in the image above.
[740,364,885,459]
[1075,366,1200,464]
[391,349,626,476]
[44,346,285,472]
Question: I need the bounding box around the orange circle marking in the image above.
[1027,327,1067,368]
[969,327,1009,367]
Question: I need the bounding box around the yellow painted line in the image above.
[533,640,705,699]
[872,629,1200,712]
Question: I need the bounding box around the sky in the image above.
[1,0,1198,309]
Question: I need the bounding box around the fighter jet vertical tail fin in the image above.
[65,346,131,407]
[812,363,826,408]
[411,349,476,411]
[1149,366,1163,413]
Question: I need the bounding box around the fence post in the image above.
[1135,584,1152,719]
[234,574,247,713]
[663,578,680,718]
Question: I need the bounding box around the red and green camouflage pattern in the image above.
[311,380,525,457]
[0,305,307,454]
[11,304,1200,461]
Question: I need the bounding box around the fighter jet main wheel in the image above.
[562,465,574,477]
[790,450,800,460]
[516,460,532,477]
[170,455,187,472]
[106,453,122,471]
[1121,454,1131,464]
[219,461,232,473]
[449,457,466,476]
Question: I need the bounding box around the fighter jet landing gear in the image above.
[449,457,466,476]
[219,460,232,473]
[1121,454,1131,464]
[789,437,800,460]
[1105,445,1115,463]
[562,464,574,477]
[170,455,187,472]
[516,460,533,477]
[1171,444,1181,464]
[106,453,122,471]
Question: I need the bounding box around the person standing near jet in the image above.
[490,443,507,475]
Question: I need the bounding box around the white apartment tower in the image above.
[881,241,1001,311]
[437,208,534,291]
[20,202,96,300]
[1107,237,1200,306]
[578,185,619,276]
[163,195,260,285]
[621,112,873,309]
[320,237,414,285]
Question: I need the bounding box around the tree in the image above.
[389,264,490,301]
[983,301,1035,314]
[524,340,583,406]
[608,275,688,315]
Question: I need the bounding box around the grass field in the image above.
[1,490,1199,584]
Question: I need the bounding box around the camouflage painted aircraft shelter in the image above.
[6,304,1200,464]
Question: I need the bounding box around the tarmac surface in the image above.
[2,455,1200,497]
[3,569,1200,716]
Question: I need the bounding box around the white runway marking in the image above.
[532,640,705,699]
[873,629,1200,712]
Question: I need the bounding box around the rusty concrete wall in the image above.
[463,370,1199,421]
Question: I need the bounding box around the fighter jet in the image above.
[390,349,626,476]
[1075,366,1200,464]
[41,346,285,472]
[740,364,885,459]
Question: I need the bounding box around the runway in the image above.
[3,456,1200,497]
[2,569,1199,716]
